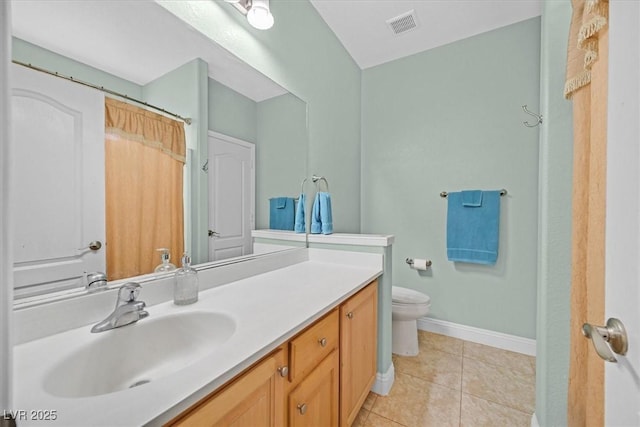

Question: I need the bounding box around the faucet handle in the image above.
[85,271,107,293]
[118,282,142,303]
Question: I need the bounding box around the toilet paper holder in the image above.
[406,258,432,268]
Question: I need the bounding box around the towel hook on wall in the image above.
[522,105,542,128]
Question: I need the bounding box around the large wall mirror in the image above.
[10,1,308,300]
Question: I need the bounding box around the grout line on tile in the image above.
[394,370,463,395]
[461,392,534,417]
[461,354,536,384]
[369,410,409,427]
[361,409,370,426]
[461,389,535,415]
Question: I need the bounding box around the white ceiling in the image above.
[11,0,543,101]
[309,0,542,69]
[10,0,287,102]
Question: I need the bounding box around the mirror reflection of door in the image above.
[208,132,255,261]
[11,65,105,297]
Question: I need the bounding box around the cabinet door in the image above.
[172,349,285,427]
[340,281,378,427]
[289,349,339,427]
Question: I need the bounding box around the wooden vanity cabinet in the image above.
[340,280,378,427]
[168,279,378,427]
[169,348,286,427]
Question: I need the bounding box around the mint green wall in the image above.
[361,18,541,339]
[12,38,142,97]
[143,59,209,265]
[157,0,362,233]
[208,78,257,143]
[256,94,308,229]
[536,1,572,425]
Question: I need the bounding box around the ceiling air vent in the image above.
[386,10,419,35]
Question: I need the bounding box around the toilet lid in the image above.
[392,286,431,305]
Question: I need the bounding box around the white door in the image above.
[207,131,255,261]
[11,65,105,296]
[604,2,640,424]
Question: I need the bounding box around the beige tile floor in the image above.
[354,331,536,427]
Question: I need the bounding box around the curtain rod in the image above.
[12,60,192,125]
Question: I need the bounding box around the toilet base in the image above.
[392,319,419,356]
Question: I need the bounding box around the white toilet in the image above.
[392,286,431,356]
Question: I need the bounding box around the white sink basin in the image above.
[43,311,236,398]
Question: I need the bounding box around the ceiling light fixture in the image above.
[224,0,275,30]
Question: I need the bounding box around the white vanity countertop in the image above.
[13,251,383,426]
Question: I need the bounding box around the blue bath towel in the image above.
[294,194,306,233]
[269,197,294,230]
[310,192,333,235]
[446,190,500,264]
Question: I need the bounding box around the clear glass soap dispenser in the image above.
[174,252,198,305]
[154,248,177,273]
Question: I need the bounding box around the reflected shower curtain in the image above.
[104,97,185,280]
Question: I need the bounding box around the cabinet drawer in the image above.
[289,309,339,383]
[288,349,339,427]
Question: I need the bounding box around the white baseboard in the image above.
[531,412,539,427]
[417,317,536,356]
[371,363,395,396]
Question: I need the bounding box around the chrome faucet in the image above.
[91,282,149,333]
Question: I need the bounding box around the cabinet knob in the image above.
[297,403,307,415]
[346,311,354,319]
[277,366,289,377]
[318,337,327,347]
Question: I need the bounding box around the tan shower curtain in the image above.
[565,0,609,425]
[105,97,185,280]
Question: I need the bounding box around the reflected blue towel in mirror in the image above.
[269,197,294,230]
[294,194,306,233]
[446,190,500,265]
[311,192,333,235]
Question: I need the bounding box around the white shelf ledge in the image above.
[252,229,394,247]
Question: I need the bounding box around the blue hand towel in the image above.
[311,193,322,234]
[319,192,333,235]
[269,197,295,230]
[446,190,500,264]
[462,190,483,207]
[294,193,306,233]
[310,192,333,234]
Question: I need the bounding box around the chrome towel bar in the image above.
[440,189,507,198]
